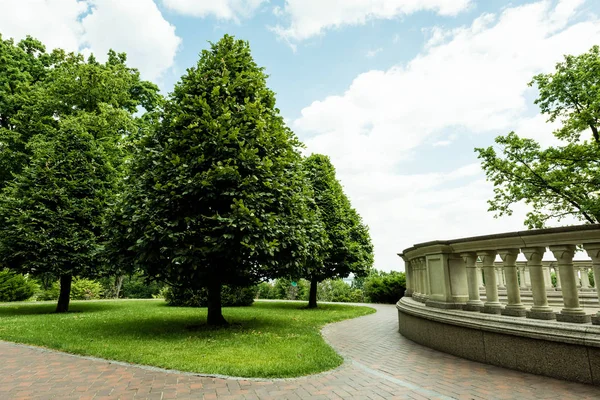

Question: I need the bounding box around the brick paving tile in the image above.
[2,303,600,399]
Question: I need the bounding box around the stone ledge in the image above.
[397,297,600,347]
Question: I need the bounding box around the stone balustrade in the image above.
[400,225,600,324]
[397,224,600,385]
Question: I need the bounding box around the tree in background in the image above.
[476,46,600,228]
[122,35,325,325]
[303,154,374,308]
[0,119,114,312]
[0,36,160,312]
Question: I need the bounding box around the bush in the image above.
[120,275,164,299]
[590,269,595,288]
[272,278,310,300]
[364,271,406,304]
[0,270,38,302]
[256,282,277,299]
[164,285,258,307]
[317,279,364,303]
[37,277,103,301]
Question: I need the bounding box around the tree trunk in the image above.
[308,278,318,309]
[207,280,227,326]
[113,275,125,298]
[56,274,72,313]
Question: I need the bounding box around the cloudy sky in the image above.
[1,0,600,270]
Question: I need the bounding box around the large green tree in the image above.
[122,35,324,325]
[0,35,161,311]
[0,117,115,312]
[476,46,600,228]
[303,154,374,308]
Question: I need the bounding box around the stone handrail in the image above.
[398,224,600,324]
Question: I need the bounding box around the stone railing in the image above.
[396,224,600,385]
[399,224,600,324]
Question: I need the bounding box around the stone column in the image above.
[496,267,506,290]
[584,244,600,325]
[519,266,528,290]
[522,247,555,320]
[462,253,484,311]
[549,245,590,323]
[411,259,421,301]
[499,249,526,317]
[478,250,502,314]
[580,267,592,291]
[524,267,532,290]
[554,266,562,290]
[422,257,431,301]
[543,266,554,290]
[402,257,413,297]
[477,265,485,290]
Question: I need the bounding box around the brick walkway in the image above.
[2,304,600,399]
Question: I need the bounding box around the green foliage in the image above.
[0,269,38,302]
[121,35,323,322]
[476,46,600,228]
[256,282,277,299]
[164,285,257,307]
[0,35,161,311]
[302,154,373,307]
[363,270,406,304]
[0,120,114,279]
[317,279,364,303]
[589,269,595,288]
[37,277,103,301]
[120,275,165,299]
[273,278,310,300]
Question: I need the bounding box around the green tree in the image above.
[0,118,115,312]
[0,36,160,312]
[303,154,374,308]
[476,46,600,228]
[122,35,323,325]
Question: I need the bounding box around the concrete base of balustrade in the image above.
[463,303,484,312]
[483,305,502,314]
[593,315,600,325]
[425,299,465,309]
[501,307,527,317]
[556,313,592,324]
[526,310,556,320]
[397,297,600,385]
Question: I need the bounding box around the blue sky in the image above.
[1,0,600,270]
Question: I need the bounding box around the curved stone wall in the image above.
[398,224,600,384]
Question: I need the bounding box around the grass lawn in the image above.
[0,299,374,378]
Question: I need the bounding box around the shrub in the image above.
[165,285,258,307]
[590,269,595,288]
[0,270,38,302]
[37,277,103,301]
[256,282,277,299]
[364,271,406,304]
[317,279,364,303]
[272,278,309,300]
[120,275,164,299]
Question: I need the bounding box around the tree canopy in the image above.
[303,154,373,308]
[122,35,324,325]
[0,35,161,312]
[476,46,600,228]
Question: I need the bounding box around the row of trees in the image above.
[0,34,373,323]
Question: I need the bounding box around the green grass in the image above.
[0,299,374,378]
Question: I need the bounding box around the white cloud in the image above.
[0,0,181,81]
[294,0,600,270]
[163,0,266,21]
[272,0,472,42]
[366,47,383,58]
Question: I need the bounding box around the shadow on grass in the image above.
[0,300,131,316]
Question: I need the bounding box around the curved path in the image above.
[2,304,600,399]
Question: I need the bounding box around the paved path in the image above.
[2,304,600,399]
